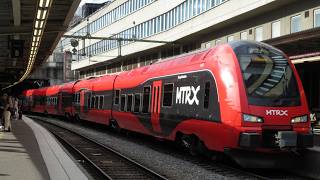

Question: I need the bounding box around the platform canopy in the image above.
[265,27,320,62]
[0,0,80,89]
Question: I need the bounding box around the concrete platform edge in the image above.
[23,116,88,180]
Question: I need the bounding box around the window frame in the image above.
[291,14,302,33]
[227,35,234,42]
[240,31,248,40]
[99,96,104,109]
[254,26,263,41]
[127,94,133,112]
[120,94,127,112]
[142,86,151,113]
[162,83,174,107]
[114,89,120,105]
[314,9,320,28]
[134,93,141,113]
[204,81,211,109]
[271,20,281,38]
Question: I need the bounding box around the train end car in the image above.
[227,41,313,151]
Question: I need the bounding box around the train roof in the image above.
[33,87,47,96]
[60,81,79,93]
[46,85,61,96]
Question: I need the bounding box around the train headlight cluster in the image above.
[243,114,264,123]
[291,115,308,123]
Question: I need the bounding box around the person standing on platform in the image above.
[18,98,22,120]
[14,97,19,120]
[0,94,6,129]
[3,95,11,132]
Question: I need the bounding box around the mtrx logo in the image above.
[266,110,288,116]
[176,86,200,106]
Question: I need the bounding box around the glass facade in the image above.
[291,14,302,33]
[61,0,156,47]
[73,0,227,61]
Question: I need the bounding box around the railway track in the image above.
[29,115,309,180]
[33,118,168,180]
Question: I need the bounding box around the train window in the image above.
[99,96,104,109]
[95,96,99,109]
[91,96,95,108]
[134,94,141,112]
[163,83,173,107]
[142,86,151,113]
[127,94,133,112]
[87,93,91,108]
[204,82,210,109]
[114,90,120,105]
[120,95,126,111]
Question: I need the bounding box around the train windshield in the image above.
[232,41,301,107]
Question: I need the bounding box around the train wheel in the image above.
[74,114,80,123]
[65,113,70,121]
[110,119,121,133]
[180,134,199,156]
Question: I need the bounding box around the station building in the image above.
[60,0,320,111]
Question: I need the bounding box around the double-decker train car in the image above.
[22,41,313,159]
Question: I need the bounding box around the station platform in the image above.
[0,116,88,180]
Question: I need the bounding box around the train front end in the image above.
[230,41,313,151]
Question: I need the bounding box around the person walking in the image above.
[13,97,18,120]
[0,94,6,130]
[3,95,11,132]
[18,98,22,120]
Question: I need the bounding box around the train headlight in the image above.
[243,114,264,123]
[291,115,308,123]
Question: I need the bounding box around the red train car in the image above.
[22,41,313,157]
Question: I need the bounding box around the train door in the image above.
[151,81,162,133]
[84,91,91,113]
[80,90,86,115]
[58,92,62,115]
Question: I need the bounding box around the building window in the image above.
[255,26,263,41]
[240,31,247,40]
[134,94,141,112]
[291,15,302,33]
[227,35,234,42]
[315,9,320,28]
[142,86,151,113]
[163,84,173,107]
[215,39,222,45]
[272,21,281,38]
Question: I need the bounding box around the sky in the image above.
[76,0,110,15]
[79,0,109,6]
